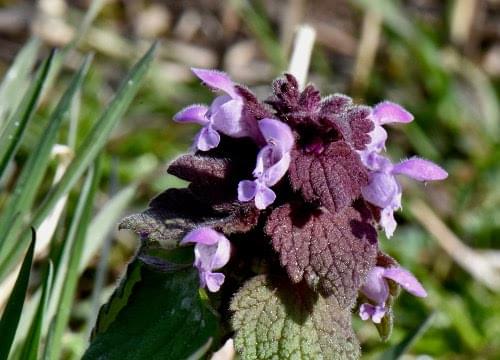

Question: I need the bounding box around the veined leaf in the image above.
[84,262,218,360]
[231,274,360,360]
[0,229,36,360]
[0,50,55,178]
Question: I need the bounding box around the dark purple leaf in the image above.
[288,141,369,213]
[265,201,378,308]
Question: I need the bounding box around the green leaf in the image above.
[90,259,143,337]
[378,313,434,360]
[19,261,54,360]
[0,42,156,281]
[0,55,93,253]
[0,228,36,360]
[230,275,360,360]
[0,50,55,178]
[43,160,101,360]
[0,38,40,125]
[84,261,218,360]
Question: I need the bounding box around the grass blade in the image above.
[0,38,40,126]
[378,313,435,360]
[0,229,36,360]
[0,42,156,281]
[0,55,93,254]
[0,50,56,178]
[19,261,54,360]
[43,160,101,360]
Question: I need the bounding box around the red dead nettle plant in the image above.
[118,69,447,359]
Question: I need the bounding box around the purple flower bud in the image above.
[180,227,231,292]
[359,265,426,323]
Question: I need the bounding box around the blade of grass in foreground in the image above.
[0,50,56,179]
[0,55,93,254]
[378,313,435,360]
[0,229,36,360]
[43,160,101,360]
[0,38,40,126]
[0,42,157,281]
[19,261,53,360]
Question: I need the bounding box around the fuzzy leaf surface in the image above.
[265,201,377,307]
[289,141,369,213]
[231,275,360,360]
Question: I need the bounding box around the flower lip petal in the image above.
[383,266,427,298]
[392,157,448,181]
[238,180,258,202]
[173,104,209,125]
[373,101,414,125]
[359,303,386,323]
[195,126,220,151]
[181,227,221,246]
[263,152,291,186]
[191,68,238,98]
[258,118,294,153]
[204,272,225,292]
[254,184,276,210]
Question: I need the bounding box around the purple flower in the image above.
[180,227,231,292]
[238,118,294,209]
[364,101,414,154]
[362,155,448,237]
[359,266,427,323]
[173,69,245,151]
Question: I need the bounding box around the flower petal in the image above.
[372,101,413,125]
[258,118,294,153]
[254,184,276,210]
[366,125,388,153]
[203,271,225,292]
[173,104,209,125]
[191,68,238,98]
[392,157,448,181]
[181,227,221,246]
[361,266,390,305]
[211,97,246,137]
[210,234,231,270]
[380,207,398,238]
[263,152,291,186]
[238,180,257,202]
[361,172,401,209]
[195,126,220,151]
[383,267,427,298]
[359,303,386,323]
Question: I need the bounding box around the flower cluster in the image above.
[165,68,447,338]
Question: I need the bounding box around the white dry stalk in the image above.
[287,24,316,90]
[210,339,235,360]
[410,199,500,292]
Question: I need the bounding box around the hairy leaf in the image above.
[265,201,377,307]
[289,141,368,213]
[84,262,217,360]
[231,275,360,360]
[120,188,260,250]
[167,155,231,185]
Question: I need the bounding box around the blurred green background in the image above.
[0,0,499,359]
